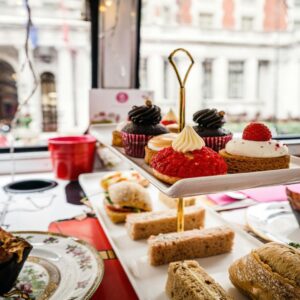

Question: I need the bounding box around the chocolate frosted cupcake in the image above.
[121,100,168,157]
[193,108,232,152]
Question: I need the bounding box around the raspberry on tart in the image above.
[151,126,227,184]
[242,122,272,141]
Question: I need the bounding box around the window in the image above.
[40,72,57,132]
[202,60,213,99]
[228,61,244,99]
[162,6,172,25]
[257,61,270,101]
[199,13,213,29]
[0,1,91,148]
[139,57,148,89]
[242,0,256,4]
[241,17,254,31]
[0,60,17,122]
[294,20,300,30]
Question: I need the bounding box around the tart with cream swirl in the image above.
[151,126,227,184]
[144,133,178,164]
[219,122,290,173]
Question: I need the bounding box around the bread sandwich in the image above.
[126,206,205,240]
[100,171,149,191]
[148,226,234,266]
[229,242,300,300]
[104,181,152,223]
[166,260,233,300]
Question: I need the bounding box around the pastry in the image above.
[112,130,123,147]
[151,126,227,184]
[166,260,233,300]
[219,122,290,173]
[0,228,32,294]
[193,108,232,152]
[126,206,205,240]
[100,171,149,191]
[161,108,178,126]
[286,186,300,226]
[159,192,195,208]
[148,226,234,266]
[229,242,300,300]
[166,123,179,133]
[121,100,168,158]
[104,181,152,223]
[144,133,177,164]
[112,121,128,147]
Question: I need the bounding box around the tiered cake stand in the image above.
[90,48,300,233]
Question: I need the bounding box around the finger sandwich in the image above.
[126,206,205,240]
[148,226,234,266]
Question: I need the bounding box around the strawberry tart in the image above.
[151,126,227,184]
[219,122,290,173]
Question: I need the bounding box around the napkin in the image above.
[208,184,300,205]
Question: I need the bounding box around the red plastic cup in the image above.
[48,135,96,180]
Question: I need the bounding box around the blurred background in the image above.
[0,0,299,148]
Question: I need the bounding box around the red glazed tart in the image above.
[151,126,227,184]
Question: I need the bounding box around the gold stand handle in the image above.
[168,48,194,132]
[168,48,194,232]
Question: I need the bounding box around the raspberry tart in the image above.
[151,126,227,184]
[219,122,290,173]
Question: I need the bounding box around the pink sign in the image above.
[116,92,129,103]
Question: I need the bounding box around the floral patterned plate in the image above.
[0,232,104,300]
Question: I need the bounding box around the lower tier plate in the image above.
[79,171,263,300]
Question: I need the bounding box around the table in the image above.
[0,171,259,300]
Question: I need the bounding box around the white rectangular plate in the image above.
[90,124,300,198]
[79,171,263,300]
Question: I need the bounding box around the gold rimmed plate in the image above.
[1,232,104,300]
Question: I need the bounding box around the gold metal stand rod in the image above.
[179,88,185,131]
[168,48,194,232]
[177,197,184,232]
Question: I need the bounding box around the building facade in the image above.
[0,0,299,138]
[141,0,300,123]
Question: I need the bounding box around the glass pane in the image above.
[140,0,300,135]
[0,1,91,147]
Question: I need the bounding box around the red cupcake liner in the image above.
[203,134,233,152]
[121,132,153,158]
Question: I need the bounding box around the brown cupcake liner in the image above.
[121,132,152,158]
[203,135,232,152]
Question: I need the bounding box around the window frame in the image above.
[228,61,245,99]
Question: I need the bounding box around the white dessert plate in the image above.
[1,232,104,300]
[79,171,263,300]
[246,201,300,243]
[90,124,300,198]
